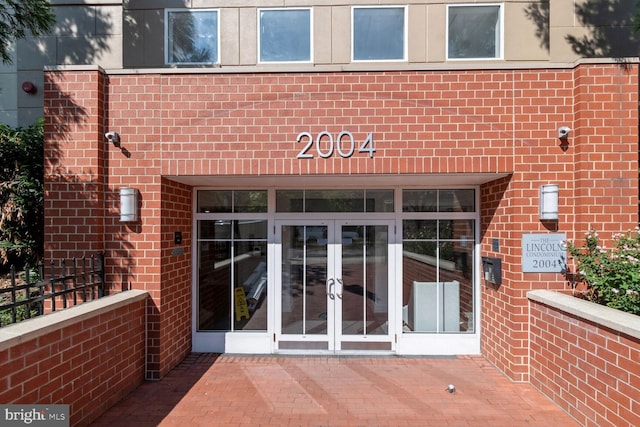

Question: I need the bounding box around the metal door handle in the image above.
[336,278,343,299]
[327,278,335,300]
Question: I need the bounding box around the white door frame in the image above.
[190,183,482,356]
[274,219,395,353]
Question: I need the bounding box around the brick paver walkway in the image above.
[91,353,579,427]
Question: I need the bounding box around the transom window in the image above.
[352,6,406,61]
[165,9,219,65]
[402,189,475,212]
[447,4,503,60]
[259,8,312,63]
[276,189,394,213]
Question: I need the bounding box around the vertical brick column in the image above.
[480,64,638,382]
[43,69,106,263]
[572,64,639,238]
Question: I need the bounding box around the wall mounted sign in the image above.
[296,131,375,159]
[522,233,566,273]
[171,247,184,257]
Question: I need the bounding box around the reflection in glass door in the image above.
[276,221,393,352]
[339,224,390,350]
[280,224,331,349]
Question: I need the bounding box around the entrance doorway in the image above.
[275,220,394,352]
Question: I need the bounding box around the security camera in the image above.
[558,126,571,139]
[105,131,120,147]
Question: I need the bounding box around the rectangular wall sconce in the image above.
[539,184,559,221]
[120,187,139,222]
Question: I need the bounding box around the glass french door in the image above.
[275,220,394,352]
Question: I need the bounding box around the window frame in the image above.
[165,8,220,65]
[446,3,504,61]
[351,5,408,63]
[257,7,313,64]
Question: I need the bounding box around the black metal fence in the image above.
[0,253,105,327]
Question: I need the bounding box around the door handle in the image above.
[327,278,335,300]
[336,278,343,299]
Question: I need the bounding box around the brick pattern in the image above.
[92,354,580,427]
[479,65,638,381]
[157,178,192,378]
[43,64,639,381]
[529,300,640,427]
[43,70,107,260]
[0,295,146,427]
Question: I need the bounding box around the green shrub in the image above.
[0,293,39,326]
[0,120,44,271]
[566,229,640,315]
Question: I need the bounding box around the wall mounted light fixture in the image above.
[120,187,139,222]
[539,184,559,221]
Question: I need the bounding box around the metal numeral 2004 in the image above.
[296,131,375,159]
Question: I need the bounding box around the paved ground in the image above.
[91,354,579,427]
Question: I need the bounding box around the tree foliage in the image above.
[0,0,55,64]
[0,121,44,270]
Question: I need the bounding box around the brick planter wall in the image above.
[528,290,640,427]
[0,290,148,427]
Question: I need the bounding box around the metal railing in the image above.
[0,253,105,327]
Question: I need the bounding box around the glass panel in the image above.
[276,190,304,213]
[450,219,474,243]
[402,239,437,333]
[403,190,437,212]
[438,242,461,332]
[234,191,268,213]
[403,220,437,240]
[448,6,500,59]
[365,190,394,212]
[306,190,364,212]
[198,190,231,213]
[353,7,405,60]
[403,220,475,334]
[364,226,390,338]
[439,220,454,240]
[198,220,268,332]
[199,220,231,240]
[167,10,218,64]
[456,248,474,333]
[198,241,231,330]
[260,9,311,62]
[439,189,475,212]
[235,220,268,240]
[233,242,267,331]
[281,226,328,335]
[342,225,389,336]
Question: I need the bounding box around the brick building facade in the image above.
[43,62,638,379]
[1,0,637,382]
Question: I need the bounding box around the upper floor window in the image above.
[166,9,219,65]
[352,6,406,61]
[259,8,312,63]
[447,4,503,60]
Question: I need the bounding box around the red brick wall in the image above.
[0,291,147,427]
[43,63,639,380]
[43,69,107,260]
[480,64,638,381]
[529,297,640,427]
[158,178,192,378]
